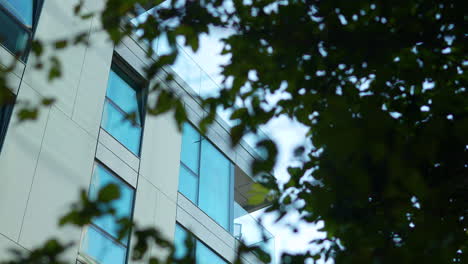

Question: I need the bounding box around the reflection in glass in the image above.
[174,224,227,264]
[81,226,126,264]
[0,0,33,26]
[199,140,231,230]
[174,224,189,260]
[178,123,233,231]
[106,69,141,124]
[101,66,144,156]
[0,6,29,56]
[196,241,227,264]
[102,101,142,155]
[180,123,201,173]
[178,165,198,204]
[233,202,275,262]
[81,163,135,264]
[89,164,135,242]
[0,100,14,153]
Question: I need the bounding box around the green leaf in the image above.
[97,183,120,203]
[247,183,269,206]
[54,40,68,49]
[31,40,43,56]
[229,124,245,147]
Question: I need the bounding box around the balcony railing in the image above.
[151,33,270,161]
[234,201,275,263]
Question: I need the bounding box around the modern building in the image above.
[0,0,274,263]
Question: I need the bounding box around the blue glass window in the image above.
[174,224,227,264]
[180,123,201,173]
[178,123,233,231]
[0,96,14,154]
[196,241,227,264]
[81,226,127,264]
[174,224,190,260]
[198,140,231,230]
[81,163,135,264]
[0,0,33,26]
[0,0,42,60]
[178,165,198,204]
[101,65,145,156]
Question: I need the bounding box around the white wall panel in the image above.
[0,83,50,241]
[18,107,96,262]
[23,0,92,117]
[71,17,113,138]
[140,112,182,202]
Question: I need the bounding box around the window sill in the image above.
[0,44,26,95]
[76,252,98,264]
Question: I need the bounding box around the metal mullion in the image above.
[195,134,203,206]
[180,161,198,178]
[89,223,128,249]
[105,97,142,128]
[0,4,33,33]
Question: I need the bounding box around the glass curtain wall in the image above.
[0,91,14,153]
[101,64,145,156]
[81,163,135,264]
[174,224,227,264]
[0,0,42,60]
[178,123,233,231]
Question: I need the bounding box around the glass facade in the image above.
[101,65,144,156]
[81,163,135,264]
[0,0,33,26]
[178,123,233,231]
[0,99,14,153]
[174,224,227,264]
[0,0,41,60]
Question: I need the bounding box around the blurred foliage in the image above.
[1,0,467,263]
[0,183,267,264]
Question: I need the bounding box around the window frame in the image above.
[80,161,137,264]
[0,91,15,154]
[100,56,147,157]
[174,223,229,264]
[178,122,235,233]
[0,0,44,61]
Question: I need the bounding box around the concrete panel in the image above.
[177,194,236,249]
[139,112,182,202]
[121,36,152,68]
[19,106,96,262]
[181,91,204,118]
[235,147,254,176]
[185,102,204,129]
[205,126,236,163]
[133,176,157,227]
[71,17,113,138]
[0,45,26,79]
[3,71,22,96]
[176,206,236,263]
[151,190,177,260]
[0,83,50,241]
[128,176,158,264]
[114,42,147,79]
[98,128,140,171]
[0,233,25,262]
[95,143,138,187]
[23,0,92,117]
